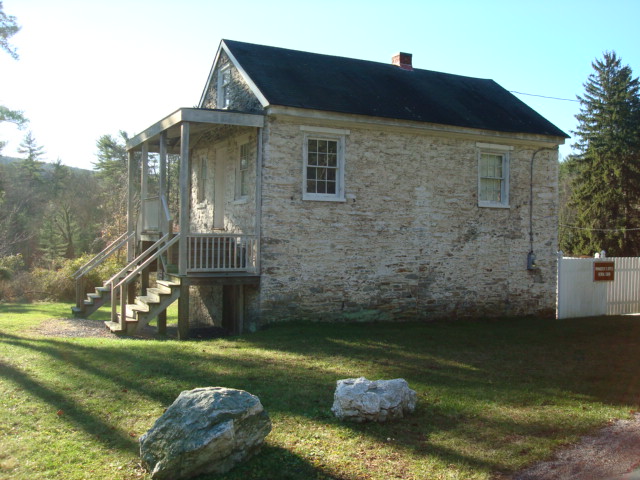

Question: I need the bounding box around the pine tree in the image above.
[566,51,640,256]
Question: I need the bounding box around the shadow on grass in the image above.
[0,329,511,476]
[3,313,640,478]
[0,358,138,454]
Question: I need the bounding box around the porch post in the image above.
[179,122,190,275]
[159,132,167,235]
[255,127,263,274]
[177,123,190,339]
[141,142,149,200]
[140,142,149,232]
[178,280,190,340]
[126,150,136,262]
[157,132,168,281]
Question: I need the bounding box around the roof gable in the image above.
[207,40,568,139]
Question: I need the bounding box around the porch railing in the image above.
[110,232,179,325]
[187,233,258,273]
[72,231,134,310]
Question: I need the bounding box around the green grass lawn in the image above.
[1,303,639,480]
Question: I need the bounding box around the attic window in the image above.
[217,65,232,109]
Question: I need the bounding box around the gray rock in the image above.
[140,387,271,480]
[331,377,417,422]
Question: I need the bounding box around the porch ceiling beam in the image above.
[126,108,265,151]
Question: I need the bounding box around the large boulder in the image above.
[331,377,417,422]
[140,387,271,480]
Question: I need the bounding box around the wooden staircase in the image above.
[105,276,181,335]
[72,283,111,318]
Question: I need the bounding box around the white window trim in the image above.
[235,139,251,201]
[217,65,231,109]
[196,155,208,204]
[477,143,512,208]
[302,129,347,202]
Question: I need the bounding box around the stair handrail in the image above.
[72,231,134,280]
[73,230,135,310]
[105,232,170,288]
[110,232,181,326]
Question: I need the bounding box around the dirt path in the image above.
[509,414,640,480]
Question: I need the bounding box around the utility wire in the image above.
[510,90,580,102]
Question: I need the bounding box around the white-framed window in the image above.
[217,65,231,109]
[197,155,208,203]
[236,142,250,200]
[301,126,348,202]
[477,143,511,208]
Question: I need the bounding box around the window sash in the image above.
[238,142,250,198]
[218,66,231,109]
[303,135,344,201]
[478,151,508,206]
[197,156,208,203]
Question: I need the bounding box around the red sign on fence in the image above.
[593,261,615,282]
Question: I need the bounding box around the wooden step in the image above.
[104,320,126,334]
[130,301,149,313]
[157,279,180,288]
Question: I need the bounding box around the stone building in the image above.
[74,40,568,337]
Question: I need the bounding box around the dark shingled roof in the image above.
[223,40,568,138]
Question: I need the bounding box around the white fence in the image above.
[557,256,640,319]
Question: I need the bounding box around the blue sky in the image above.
[1,0,639,168]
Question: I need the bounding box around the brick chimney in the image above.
[392,52,413,71]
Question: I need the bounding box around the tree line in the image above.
[3,1,640,301]
[560,51,640,256]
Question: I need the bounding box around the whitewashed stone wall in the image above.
[253,116,559,325]
[188,126,259,327]
[189,127,258,234]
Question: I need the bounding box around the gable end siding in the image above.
[201,51,263,113]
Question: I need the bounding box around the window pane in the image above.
[307,167,316,180]
[241,173,248,196]
[326,181,336,194]
[326,168,336,181]
[327,141,337,154]
[480,153,503,179]
[308,139,317,152]
[480,178,502,202]
[307,180,316,193]
[317,181,327,194]
[327,153,337,167]
[308,153,318,166]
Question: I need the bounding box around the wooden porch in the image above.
[72,108,265,338]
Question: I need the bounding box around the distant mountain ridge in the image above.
[0,155,94,174]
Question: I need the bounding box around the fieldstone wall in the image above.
[255,116,559,324]
[189,126,257,234]
[188,126,258,329]
[188,285,223,328]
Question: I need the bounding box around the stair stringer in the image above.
[121,280,181,335]
[72,285,111,318]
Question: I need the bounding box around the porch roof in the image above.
[126,107,265,152]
